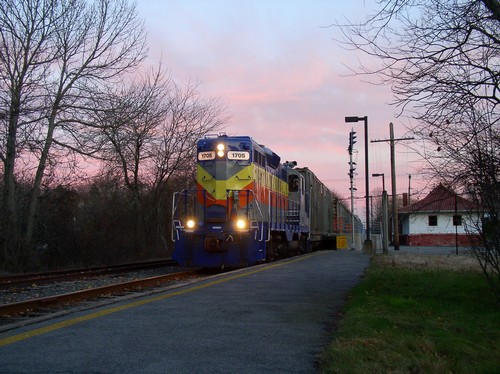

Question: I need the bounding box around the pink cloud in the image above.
[137,1,426,219]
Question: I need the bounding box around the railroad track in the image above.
[0,268,202,318]
[0,259,177,288]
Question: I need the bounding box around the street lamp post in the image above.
[372,173,389,254]
[345,116,373,253]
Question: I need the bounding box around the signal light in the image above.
[348,131,357,155]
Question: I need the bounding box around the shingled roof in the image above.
[399,184,478,213]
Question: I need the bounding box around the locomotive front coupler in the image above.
[204,235,224,252]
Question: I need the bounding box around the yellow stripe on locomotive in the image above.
[196,153,289,208]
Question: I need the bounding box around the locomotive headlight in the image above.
[216,143,225,157]
[236,218,247,230]
[186,219,196,230]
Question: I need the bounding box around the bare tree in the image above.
[0,0,60,267]
[335,0,499,294]
[0,0,147,269]
[149,80,230,190]
[336,0,498,118]
[149,80,230,251]
[94,67,229,254]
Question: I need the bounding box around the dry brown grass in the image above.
[374,252,482,272]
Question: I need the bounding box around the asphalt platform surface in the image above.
[0,250,370,373]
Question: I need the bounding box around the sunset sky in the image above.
[136,1,426,218]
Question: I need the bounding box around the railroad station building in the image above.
[398,184,481,247]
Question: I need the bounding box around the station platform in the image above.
[0,250,370,373]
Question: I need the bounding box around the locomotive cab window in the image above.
[288,174,299,192]
[254,150,265,167]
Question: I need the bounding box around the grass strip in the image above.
[319,256,500,373]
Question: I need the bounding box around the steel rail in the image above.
[0,269,199,317]
[0,259,177,288]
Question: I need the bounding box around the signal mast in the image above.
[347,129,357,250]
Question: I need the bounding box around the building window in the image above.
[453,215,462,226]
[428,215,438,226]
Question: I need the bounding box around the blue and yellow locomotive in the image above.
[171,133,343,267]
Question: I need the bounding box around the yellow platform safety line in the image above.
[197,163,254,201]
[0,251,327,347]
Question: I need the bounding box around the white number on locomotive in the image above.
[198,151,216,161]
[227,151,250,160]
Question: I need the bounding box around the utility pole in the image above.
[408,174,411,206]
[371,122,414,251]
[389,123,400,251]
[372,173,388,254]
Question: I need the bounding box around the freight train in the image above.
[171,133,360,267]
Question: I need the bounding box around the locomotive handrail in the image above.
[266,191,272,242]
[172,220,182,242]
[252,191,265,242]
[252,192,265,242]
[171,190,212,242]
[267,190,302,239]
[225,189,265,241]
[171,192,184,242]
[235,175,251,181]
[173,188,274,244]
